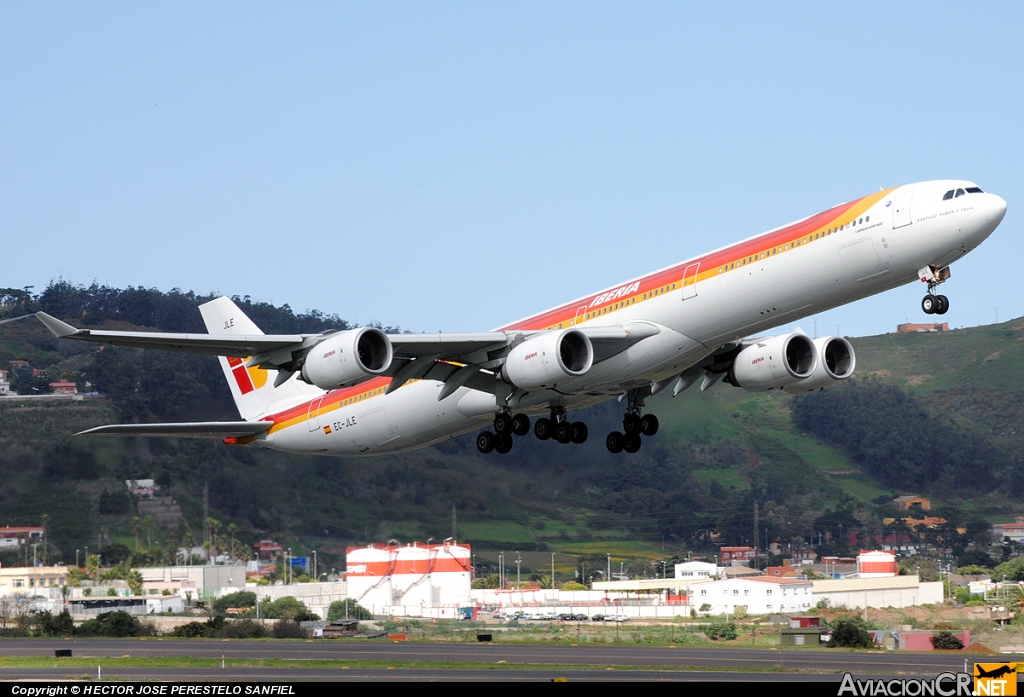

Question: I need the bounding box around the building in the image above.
[691,577,814,616]
[0,526,45,550]
[894,496,931,511]
[49,381,77,395]
[992,517,1024,543]
[346,541,472,614]
[674,561,724,581]
[254,539,283,559]
[719,547,756,565]
[0,565,68,595]
[125,479,155,498]
[0,369,10,396]
[811,575,943,610]
[896,323,949,333]
[135,565,246,599]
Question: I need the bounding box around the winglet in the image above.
[35,312,81,338]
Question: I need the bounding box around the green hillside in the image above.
[1,283,1021,578]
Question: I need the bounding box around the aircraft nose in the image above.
[991,193,1008,220]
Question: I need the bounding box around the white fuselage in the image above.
[256,180,1006,455]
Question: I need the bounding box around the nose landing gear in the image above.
[919,265,951,316]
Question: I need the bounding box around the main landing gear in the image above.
[476,411,535,455]
[476,408,589,455]
[920,265,951,316]
[605,390,659,454]
[605,412,659,454]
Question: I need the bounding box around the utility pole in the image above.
[753,501,759,566]
[451,504,457,540]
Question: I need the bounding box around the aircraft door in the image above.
[307,396,324,432]
[892,191,913,229]
[571,306,587,326]
[681,262,700,300]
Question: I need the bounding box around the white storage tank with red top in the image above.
[857,550,897,578]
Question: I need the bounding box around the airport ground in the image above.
[0,638,1017,683]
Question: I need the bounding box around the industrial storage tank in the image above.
[346,541,472,612]
[345,544,398,609]
[857,550,898,578]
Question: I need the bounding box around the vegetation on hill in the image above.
[1,281,1022,578]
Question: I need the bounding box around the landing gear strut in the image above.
[920,265,951,316]
[607,390,659,454]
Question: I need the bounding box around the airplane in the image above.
[34,179,1006,456]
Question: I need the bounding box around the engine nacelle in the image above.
[782,337,856,393]
[300,328,393,390]
[501,329,593,390]
[727,332,817,392]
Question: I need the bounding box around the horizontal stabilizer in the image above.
[76,421,272,438]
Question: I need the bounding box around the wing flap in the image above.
[76,421,272,438]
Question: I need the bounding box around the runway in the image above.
[0,638,998,682]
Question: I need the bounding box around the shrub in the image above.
[829,619,873,648]
[220,619,268,639]
[76,611,149,637]
[930,631,964,650]
[272,620,311,639]
[35,610,75,637]
[706,622,737,641]
[172,621,211,638]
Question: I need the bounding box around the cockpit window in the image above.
[965,187,984,194]
[954,188,966,198]
[943,190,955,200]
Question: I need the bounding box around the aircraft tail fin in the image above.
[198,297,321,420]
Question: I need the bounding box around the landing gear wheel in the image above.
[640,414,660,436]
[935,295,949,315]
[511,414,531,436]
[495,435,513,454]
[623,434,642,453]
[534,418,553,441]
[623,413,643,435]
[571,422,588,444]
[494,413,514,436]
[606,431,625,454]
[922,294,938,315]
[476,431,496,454]
[555,421,574,444]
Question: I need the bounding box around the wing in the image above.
[36,312,310,356]
[76,421,272,439]
[36,311,661,398]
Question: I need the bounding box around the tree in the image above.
[260,596,318,622]
[327,600,372,621]
[829,619,873,648]
[930,631,964,650]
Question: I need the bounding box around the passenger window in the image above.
[955,188,965,197]
[943,190,955,200]
[866,216,870,222]
[858,217,862,224]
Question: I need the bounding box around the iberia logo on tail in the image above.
[226,357,268,395]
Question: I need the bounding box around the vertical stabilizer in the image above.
[198,297,321,420]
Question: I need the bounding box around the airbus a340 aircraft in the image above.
[35,180,1006,456]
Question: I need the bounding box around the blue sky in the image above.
[2,3,1021,336]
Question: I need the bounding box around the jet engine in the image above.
[300,328,393,389]
[782,337,856,393]
[727,332,817,392]
[502,328,593,390]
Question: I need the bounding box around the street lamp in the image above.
[515,552,521,590]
